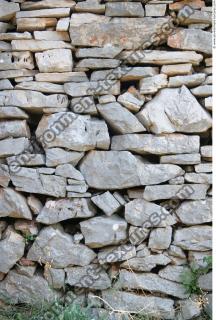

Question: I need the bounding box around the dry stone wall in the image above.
[0,0,212,319]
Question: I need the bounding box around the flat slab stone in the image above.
[160,153,201,165]
[79,151,184,190]
[139,74,168,94]
[16,81,65,93]
[98,244,136,264]
[21,0,76,10]
[76,45,122,58]
[76,58,120,70]
[161,63,193,76]
[16,17,58,32]
[137,86,212,134]
[0,1,20,21]
[0,120,30,140]
[64,81,120,96]
[159,265,190,283]
[35,71,88,83]
[70,14,170,49]
[121,254,171,272]
[35,49,73,72]
[185,172,212,184]
[11,40,72,52]
[45,148,84,167]
[16,8,70,19]
[176,199,212,225]
[111,134,200,155]
[168,73,206,88]
[105,2,144,17]
[0,137,30,158]
[75,0,105,14]
[0,51,34,70]
[34,31,70,41]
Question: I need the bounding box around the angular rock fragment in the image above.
[201,145,212,159]
[160,154,201,165]
[27,226,96,267]
[91,192,121,216]
[35,49,73,73]
[145,4,167,16]
[0,70,36,80]
[66,180,88,193]
[111,134,200,155]
[174,226,212,251]
[0,165,10,187]
[178,297,201,319]
[105,2,144,17]
[37,198,95,224]
[0,52,34,70]
[168,73,206,88]
[191,85,212,97]
[56,17,70,31]
[97,102,146,134]
[80,151,184,189]
[0,32,32,41]
[139,74,168,94]
[149,227,172,250]
[0,120,30,140]
[0,137,30,158]
[46,148,84,167]
[75,0,105,14]
[0,228,25,273]
[137,86,212,134]
[0,79,13,90]
[11,40,72,52]
[45,268,65,289]
[176,199,212,225]
[117,91,144,112]
[185,172,212,184]
[55,164,84,180]
[71,96,97,115]
[80,215,127,248]
[121,254,171,272]
[0,1,20,21]
[198,272,212,291]
[161,63,193,76]
[195,163,212,173]
[98,244,136,264]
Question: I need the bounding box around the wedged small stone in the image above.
[161,63,193,76]
[204,96,212,110]
[67,192,91,198]
[80,215,127,248]
[35,49,73,73]
[17,17,57,32]
[139,74,168,94]
[106,2,144,17]
[169,176,185,185]
[137,86,212,134]
[117,91,144,112]
[37,198,96,224]
[0,228,25,273]
[16,81,64,93]
[0,1,20,21]
[11,40,72,52]
[97,102,146,134]
[70,96,97,115]
[168,245,186,259]
[46,148,84,167]
[168,73,206,88]
[102,290,175,319]
[185,172,212,184]
[0,120,30,140]
[16,8,70,19]
[121,254,171,272]
[76,58,120,70]
[34,31,70,41]
[195,163,212,173]
[178,297,202,319]
[55,164,84,181]
[0,69,36,80]
[16,265,36,278]
[0,90,68,112]
[36,71,87,83]
[168,29,212,55]
[91,191,121,216]
[0,270,59,304]
[149,227,172,250]
[201,145,212,159]
[119,50,203,66]
[203,75,212,85]
[176,199,212,225]
[160,154,201,165]
[44,268,65,289]
[11,167,66,197]
[159,265,189,283]
[98,244,136,264]
[27,195,43,215]
[191,85,212,97]
[66,265,111,290]
[182,10,212,25]
[66,180,88,193]
[80,151,184,189]
[70,14,170,49]
[27,226,96,267]
[117,270,188,299]
[0,79,13,90]
[14,219,38,237]
[145,4,167,16]
[0,164,10,187]
[75,0,105,14]
[198,272,212,291]
[111,134,200,155]
[64,81,120,97]
[76,45,122,59]
[21,0,76,10]
[125,199,176,227]
[36,113,110,151]
[0,137,30,158]
[98,95,116,105]
[174,226,212,251]
[144,184,208,201]
[56,17,70,31]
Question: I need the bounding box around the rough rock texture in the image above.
[0,0,212,318]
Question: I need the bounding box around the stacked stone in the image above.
[0,0,212,319]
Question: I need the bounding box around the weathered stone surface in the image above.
[182,10,212,25]
[97,102,145,134]
[45,268,65,289]
[0,270,59,304]
[80,151,184,190]
[0,120,30,140]
[0,52,34,70]
[0,70,36,80]
[76,58,120,70]
[121,254,171,272]
[55,164,84,180]
[0,32,32,41]
[191,85,212,97]
[161,63,193,76]
[173,226,212,251]
[0,187,32,219]
[27,195,43,215]
[64,81,120,96]
[168,29,212,55]
[145,4,167,16]
[178,297,201,319]
[35,71,88,83]
[36,113,110,151]
[0,164,10,187]
[17,17,58,32]
[105,2,144,17]
[0,1,20,21]
[66,180,88,193]
[16,81,65,93]
[169,0,205,11]
[98,244,136,264]
[125,199,176,227]
[139,74,168,94]
[46,148,84,167]
[70,14,170,49]
[16,8,70,19]
[75,0,105,14]
[195,163,212,173]
[159,266,190,283]
[34,31,70,41]
[176,199,212,225]
[11,40,72,52]
[21,0,76,10]
[168,74,206,88]
[119,50,203,66]
[91,192,121,216]
[144,184,208,201]
[0,79,13,90]
[0,137,30,158]
[56,17,70,31]
[80,215,127,248]
[7,153,45,168]
[198,272,212,291]
[185,172,212,184]
[0,106,28,120]
[11,167,66,197]
[205,96,212,110]
[71,96,97,115]
[137,86,212,134]
[27,226,96,267]
[35,49,73,73]
[36,198,96,224]
[0,228,25,273]
[66,265,111,290]
[117,91,144,112]
[160,154,201,165]
[102,290,175,319]
[0,41,11,51]
[0,90,68,112]
[117,270,188,299]
[0,22,10,32]
[111,134,200,155]
[201,145,212,159]
[149,227,172,250]
[76,45,122,59]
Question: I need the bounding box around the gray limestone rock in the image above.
[91,192,121,216]
[148,227,172,250]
